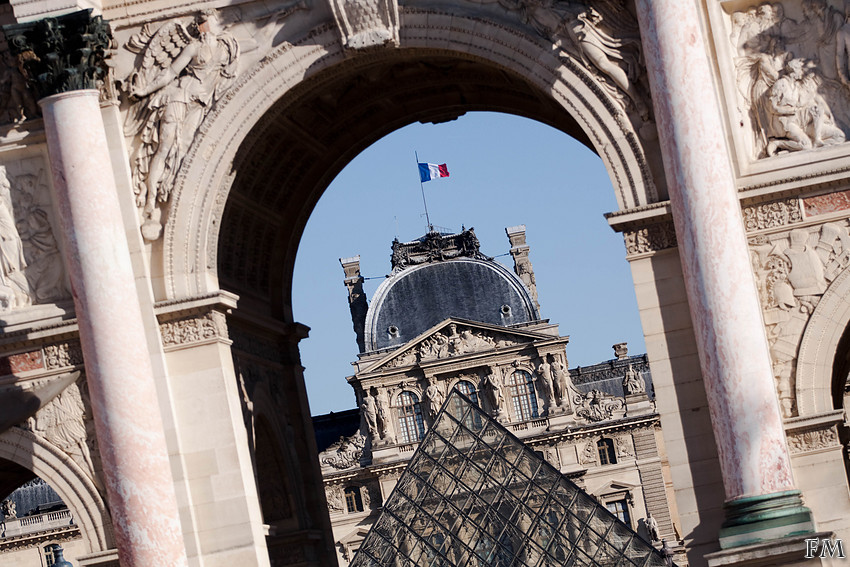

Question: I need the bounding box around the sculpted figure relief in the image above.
[124,10,239,241]
[766,58,845,155]
[536,357,556,413]
[0,167,29,311]
[730,2,850,159]
[498,0,651,126]
[361,390,379,438]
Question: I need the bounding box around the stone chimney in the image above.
[505,225,540,314]
[613,342,629,360]
[340,256,368,352]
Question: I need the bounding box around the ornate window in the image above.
[506,370,538,422]
[344,486,364,513]
[605,499,631,527]
[452,380,483,429]
[597,438,617,465]
[397,391,425,443]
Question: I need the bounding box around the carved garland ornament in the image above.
[623,222,677,256]
[786,425,839,454]
[159,311,229,347]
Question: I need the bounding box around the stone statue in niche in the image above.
[498,0,652,130]
[552,355,572,407]
[124,10,240,241]
[837,4,850,92]
[536,356,556,412]
[729,1,850,159]
[0,51,38,125]
[424,378,445,420]
[375,387,391,440]
[482,368,505,417]
[361,389,379,438]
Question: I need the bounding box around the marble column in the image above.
[634,0,814,549]
[5,11,189,567]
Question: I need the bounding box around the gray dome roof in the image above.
[364,257,539,351]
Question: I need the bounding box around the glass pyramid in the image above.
[350,390,673,567]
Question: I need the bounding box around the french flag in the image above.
[418,162,450,182]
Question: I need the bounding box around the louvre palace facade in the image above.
[313,227,683,565]
[0,0,850,566]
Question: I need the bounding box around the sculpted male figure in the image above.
[536,357,556,410]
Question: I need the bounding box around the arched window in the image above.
[397,391,425,443]
[453,380,482,429]
[597,438,617,465]
[506,370,539,421]
[344,486,363,513]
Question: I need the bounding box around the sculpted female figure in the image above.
[125,10,239,239]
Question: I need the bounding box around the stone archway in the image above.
[0,427,113,554]
[796,264,850,417]
[162,11,663,304]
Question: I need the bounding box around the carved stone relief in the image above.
[616,435,635,458]
[20,376,102,488]
[786,424,840,453]
[623,222,677,256]
[43,341,84,370]
[742,197,803,231]
[498,0,653,135]
[159,310,229,347]
[579,440,597,465]
[750,222,850,416]
[320,432,365,470]
[328,0,399,50]
[0,165,69,312]
[728,1,850,159]
[325,484,345,514]
[573,389,625,422]
[122,5,308,241]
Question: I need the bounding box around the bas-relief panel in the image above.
[749,219,850,416]
[0,153,69,315]
[720,0,850,163]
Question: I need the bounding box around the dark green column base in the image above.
[719,490,815,549]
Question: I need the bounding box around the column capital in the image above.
[3,9,112,99]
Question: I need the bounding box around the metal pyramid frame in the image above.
[350,390,673,567]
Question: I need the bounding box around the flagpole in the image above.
[415,151,433,232]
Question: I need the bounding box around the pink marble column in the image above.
[40,90,189,566]
[634,0,810,545]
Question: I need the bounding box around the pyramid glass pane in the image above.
[350,390,675,567]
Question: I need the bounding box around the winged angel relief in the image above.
[123,10,238,241]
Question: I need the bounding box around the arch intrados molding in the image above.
[0,427,112,553]
[164,12,657,299]
[796,264,850,415]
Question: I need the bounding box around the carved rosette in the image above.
[159,310,229,348]
[3,10,112,99]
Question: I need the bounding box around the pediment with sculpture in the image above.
[363,318,552,374]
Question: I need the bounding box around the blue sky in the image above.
[292,112,646,416]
